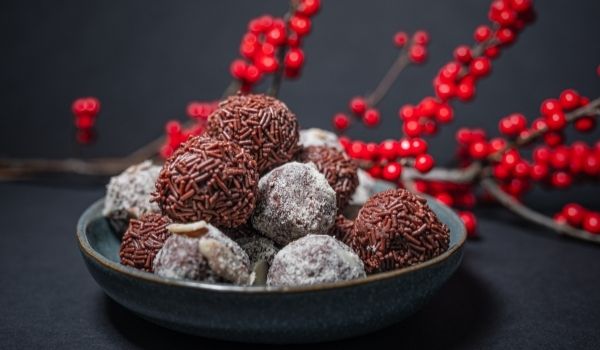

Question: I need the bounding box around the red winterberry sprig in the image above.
[72,97,101,145]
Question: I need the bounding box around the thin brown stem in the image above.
[481,177,600,244]
[267,0,298,97]
[365,50,411,106]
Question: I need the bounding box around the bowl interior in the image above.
[79,196,466,293]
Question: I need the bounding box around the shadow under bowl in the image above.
[77,197,466,344]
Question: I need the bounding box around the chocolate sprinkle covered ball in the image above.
[119,213,172,272]
[252,162,337,246]
[350,189,450,274]
[267,234,366,287]
[206,93,300,174]
[153,221,254,285]
[153,136,259,228]
[298,146,359,210]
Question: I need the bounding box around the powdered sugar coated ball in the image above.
[251,162,337,246]
[267,234,366,287]
[299,128,342,150]
[104,161,161,232]
[153,221,253,285]
[235,235,279,266]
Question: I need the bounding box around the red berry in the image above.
[435,82,455,101]
[459,211,477,237]
[439,62,461,82]
[364,143,378,160]
[470,57,491,77]
[551,171,572,188]
[379,139,399,160]
[512,160,530,178]
[415,154,435,173]
[333,113,350,131]
[546,111,566,131]
[410,138,428,155]
[554,213,568,224]
[348,141,368,159]
[550,146,570,169]
[584,153,600,176]
[75,115,94,129]
[533,146,551,164]
[454,45,472,63]
[456,79,475,101]
[456,128,473,145]
[474,25,492,42]
[422,120,438,135]
[165,120,182,135]
[413,180,428,193]
[435,193,454,207]
[493,164,511,180]
[393,31,408,47]
[284,48,304,70]
[230,59,247,79]
[399,104,417,121]
[435,104,454,123]
[496,9,517,26]
[501,149,521,169]
[496,27,515,45]
[398,138,413,157]
[469,141,489,159]
[412,30,429,45]
[382,162,402,181]
[363,109,380,127]
[489,137,507,153]
[287,33,301,47]
[350,97,367,115]
[509,0,532,12]
[484,46,501,59]
[540,98,561,116]
[418,97,438,117]
[368,165,383,178]
[559,89,580,110]
[265,27,286,46]
[530,163,549,181]
[255,55,279,73]
[583,213,600,234]
[562,203,586,227]
[531,118,547,131]
[289,15,311,36]
[403,120,422,137]
[574,117,596,132]
[297,0,321,17]
[544,132,564,147]
[409,44,427,63]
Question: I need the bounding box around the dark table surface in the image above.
[1,0,600,349]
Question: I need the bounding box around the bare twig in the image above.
[364,50,411,106]
[481,177,600,244]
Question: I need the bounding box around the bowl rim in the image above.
[77,197,466,295]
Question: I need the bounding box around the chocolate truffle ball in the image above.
[298,146,359,210]
[252,162,337,246]
[119,213,172,272]
[235,235,279,266]
[104,161,161,234]
[153,136,259,228]
[350,189,450,274]
[299,128,342,150]
[267,234,366,287]
[153,221,253,285]
[206,93,300,174]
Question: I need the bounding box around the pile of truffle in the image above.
[105,93,450,287]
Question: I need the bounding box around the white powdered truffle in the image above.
[153,221,254,285]
[252,162,337,246]
[103,160,161,218]
[267,234,366,287]
[299,128,343,150]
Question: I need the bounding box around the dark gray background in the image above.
[1,0,599,348]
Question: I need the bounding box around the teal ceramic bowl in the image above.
[77,197,466,344]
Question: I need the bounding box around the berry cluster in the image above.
[71,97,101,144]
[554,203,600,234]
[339,136,435,182]
[398,0,535,139]
[332,30,430,131]
[229,0,319,88]
[159,101,218,158]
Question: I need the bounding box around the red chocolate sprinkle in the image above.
[206,93,300,174]
[153,136,258,227]
[119,213,172,272]
[298,146,359,210]
[349,189,450,274]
